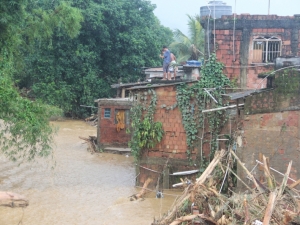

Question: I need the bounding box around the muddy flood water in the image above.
[0,120,178,225]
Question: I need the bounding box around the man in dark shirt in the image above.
[161,46,171,80]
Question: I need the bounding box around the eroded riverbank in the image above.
[0,120,176,225]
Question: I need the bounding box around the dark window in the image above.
[104,108,111,118]
[253,36,281,63]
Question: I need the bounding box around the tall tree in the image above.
[0,0,83,161]
[170,15,204,63]
[17,0,173,117]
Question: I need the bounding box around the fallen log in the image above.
[130,178,152,201]
[170,215,197,225]
[0,192,28,208]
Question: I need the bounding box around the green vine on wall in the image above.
[129,89,164,160]
[176,53,232,163]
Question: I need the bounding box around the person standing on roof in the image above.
[169,52,177,80]
[161,46,171,80]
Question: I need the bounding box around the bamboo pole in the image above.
[288,179,300,189]
[230,149,264,193]
[263,155,274,190]
[262,191,277,225]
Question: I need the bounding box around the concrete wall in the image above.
[237,69,300,190]
[201,14,300,88]
[238,111,300,189]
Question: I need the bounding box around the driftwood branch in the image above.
[131,178,152,201]
[169,215,197,225]
[0,192,28,208]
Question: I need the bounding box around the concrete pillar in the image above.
[135,163,140,187]
[240,28,251,88]
[97,106,101,146]
[291,28,299,56]
[163,167,170,189]
[121,88,125,98]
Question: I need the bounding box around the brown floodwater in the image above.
[0,120,178,225]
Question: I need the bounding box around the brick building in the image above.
[94,14,300,190]
[200,14,300,188]
[201,14,300,88]
[128,82,198,188]
[95,98,132,149]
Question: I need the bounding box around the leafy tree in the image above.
[16,0,173,117]
[0,0,83,161]
[170,15,204,62]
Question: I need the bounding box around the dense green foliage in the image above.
[0,0,82,161]
[0,73,62,161]
[0,0,172,160]
[170,15,204,62]
[129,89,164,160]
[176,54,231,163]
[17,0,173,117]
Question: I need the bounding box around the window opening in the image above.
[104,108,111,118]
[252,36,281,63]
[115,109,130,125]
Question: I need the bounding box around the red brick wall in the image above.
[135,85,199,188]
[98,105,131,147]
[203,14,299,89]
[214,29,242,81]
[214,27,294,88]
[140,85,194,160]
[237,69,300,190]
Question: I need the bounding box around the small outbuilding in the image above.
[95,98,133,151]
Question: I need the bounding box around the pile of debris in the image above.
[152,149,300,225]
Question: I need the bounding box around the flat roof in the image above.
[222,88,272,100]
[127,80,197,90]
[111,81,150,89]
[94,98,133,102]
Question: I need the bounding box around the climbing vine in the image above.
[176,53,232,164]
[129,89,164,160]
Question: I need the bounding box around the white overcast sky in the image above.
[149,0,300,35]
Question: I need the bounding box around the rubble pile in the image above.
[152,149,300,225]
